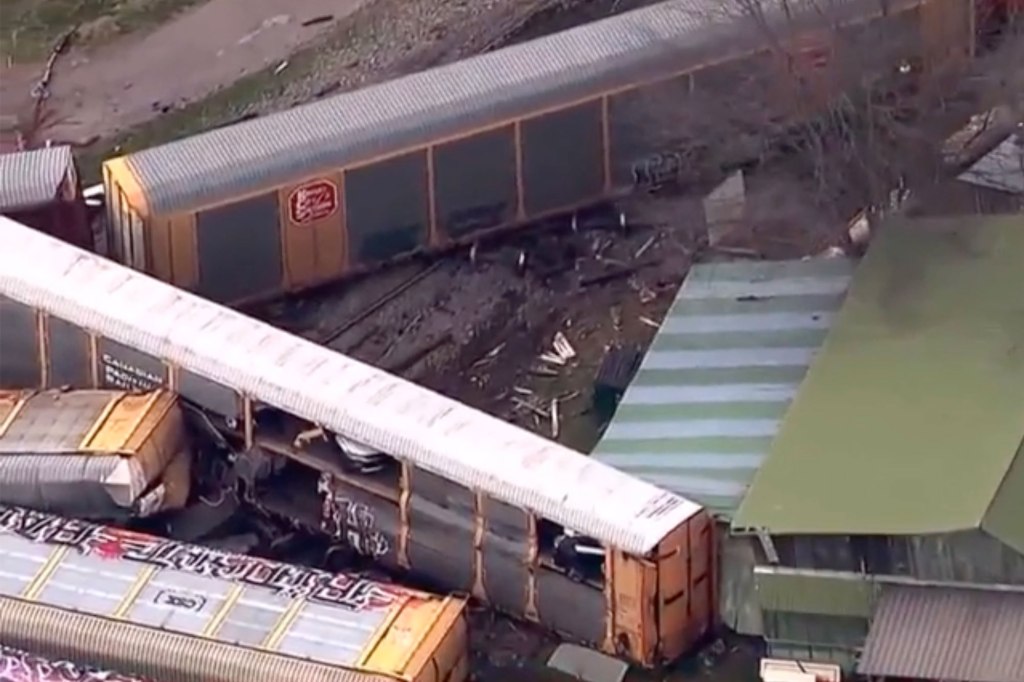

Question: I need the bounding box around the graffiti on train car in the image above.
[0,506,403,611]
[0,646,151,682]
[318,473,392,559]
[288,179,339,225]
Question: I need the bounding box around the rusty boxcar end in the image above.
[0,505,469,682]
[0,389,191,520]
[101,0,975,305]
[0,215,717,667]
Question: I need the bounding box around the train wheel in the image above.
[516,250,528,275]
[618,210,629,234]
[469,242,479,266]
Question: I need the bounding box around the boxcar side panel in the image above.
[277,172,347,291]
[194,193,284,303]
[481,499,531,614]
[176,367,241,421]
[96,338,168,392]
[520,100,605,216]
[610,549,658,663]
[0,296,40,389]
[407,496,476,594]
[432,125,519,240]
[607,75,693,188]
[45,316,93,389]
[327,479,405,574]
[535,567,607,645]
[166,214,200,291]
[344,151,431,265]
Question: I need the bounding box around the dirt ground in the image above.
[0,0,366,143]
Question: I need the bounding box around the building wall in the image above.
[771,530,1024,585]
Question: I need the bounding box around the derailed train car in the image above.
[0,216,716,667]
[0,389,191,520]
[101,0,975,304]
[0,505,468,682]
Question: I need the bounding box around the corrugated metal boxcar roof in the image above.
[119,0,902,215]
[0,146,73,209]
[592,257,853,518]
[0,215,702,556]
[858,584,1024,682]
[732,215,1024,553]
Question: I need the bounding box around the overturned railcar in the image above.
[0,216,717,667]
[0,389,190,520]
[0,505,469,682]
[102,0,975,304]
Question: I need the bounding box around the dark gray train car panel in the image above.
[607,75,694,188]
[327,479,404,573]
[96,338,168,392]
[481,497,531,613]
[408,496,477,593]
[45,316,93,389]
[432,125,519,239]
[345,151,430,264]
[177,368,241,420]
[195,193,284,303]
[520,99,606,215]
[536,567,607,645]
[0,295,39,389]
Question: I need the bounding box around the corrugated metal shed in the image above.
[732,215,1024,541]
[592,257,853,518]
[119,0,909,214]
[0,146,73,209]
[858,584,1024,682]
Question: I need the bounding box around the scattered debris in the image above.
[273,60,289,75]
[547,643,629,682]
[704,169,747,246]
[592,345,643,421]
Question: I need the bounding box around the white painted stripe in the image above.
[595,452,766,469]
[680,276,851,300]
[642,347,819,370]
[602,419,781,440]
[622,383,800,405]
[659,311,837,335]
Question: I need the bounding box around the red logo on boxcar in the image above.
[288,179,339,225]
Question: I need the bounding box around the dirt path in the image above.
[0,0,366,143]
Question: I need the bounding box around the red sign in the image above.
[288,179,339,225]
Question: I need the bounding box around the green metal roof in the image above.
[732,215,1024,546]
[591,258,853,517]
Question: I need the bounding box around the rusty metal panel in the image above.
[521,100,604,215]
[97,338,167,392]
[433,125,518,239]
[408,494,476,593]
[195,192,283,303]
[46,315,92,388]
[858,584,1024,682]
[0,294,39,389]
[344,152,429,264]
[535,568,607,645]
